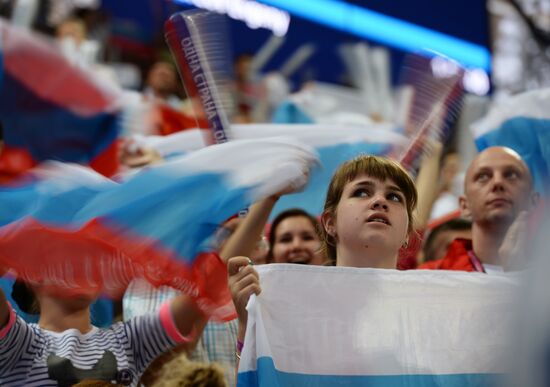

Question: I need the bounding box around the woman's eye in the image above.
[352,188,369,198]
[387,192,403,202]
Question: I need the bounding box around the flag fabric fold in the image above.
[0,138,318,320]
[238,264,519,386]
[129,123,407,217]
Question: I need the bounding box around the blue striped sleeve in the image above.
[0,310,37,375]
[116,310,177,374]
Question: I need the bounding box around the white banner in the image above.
[238,264,520,387]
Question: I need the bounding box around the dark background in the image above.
[101,0,491,88]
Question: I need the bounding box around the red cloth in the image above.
[0,217,236,321]
[417,238,476,271]
[157,104,209,136]
[397,229,424,270]
[0,147,36,184]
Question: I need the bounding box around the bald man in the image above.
[420,146,539,272]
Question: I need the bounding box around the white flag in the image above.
[238,264,520,387]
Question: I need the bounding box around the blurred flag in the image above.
[505,208,550,387]
[0,138,317,320]
[471,88,550,196]
[0,18,123,182]
[239,265,519,387]
[125,123,407,218]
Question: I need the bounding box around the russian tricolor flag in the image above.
[0,18,122,181]
[0,138,317,320]
[238,265,518,386]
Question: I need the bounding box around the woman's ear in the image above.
[321,211,336,238]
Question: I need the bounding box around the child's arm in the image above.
[168,295,208,350]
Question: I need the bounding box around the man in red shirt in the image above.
[419,146,539,273]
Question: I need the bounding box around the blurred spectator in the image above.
[143,61,182,108]
[430,150,463,220]
[267,209,325,265]
[55,16,118,85]
[1,276,114,327]
[56,16,86,45]
[233,53,266,123]
[56,17,100,67]
[421,218,472,263]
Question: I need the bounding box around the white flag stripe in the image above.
[240,265,519,378]
[131,123,407,158]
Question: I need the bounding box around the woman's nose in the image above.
[370,195,388,210]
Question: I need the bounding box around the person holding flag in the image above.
[229,154,418,363]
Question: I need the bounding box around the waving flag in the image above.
[0,18,123,181]
[128,123,407,217]
[471,88,550,196]
[0,138,317,320]
[238,264,519,386]
[261,124,406,218]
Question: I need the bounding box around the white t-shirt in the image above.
[0,302,186,387]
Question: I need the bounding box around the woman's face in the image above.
[331,174,409,256]
[272,216,323,265]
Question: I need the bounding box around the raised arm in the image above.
[219,195,279,263]
[169,295,208,351]
[414,142,443,230]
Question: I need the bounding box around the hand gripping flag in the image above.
[0,138,318,320]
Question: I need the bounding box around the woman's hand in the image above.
[227,256,261,336]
